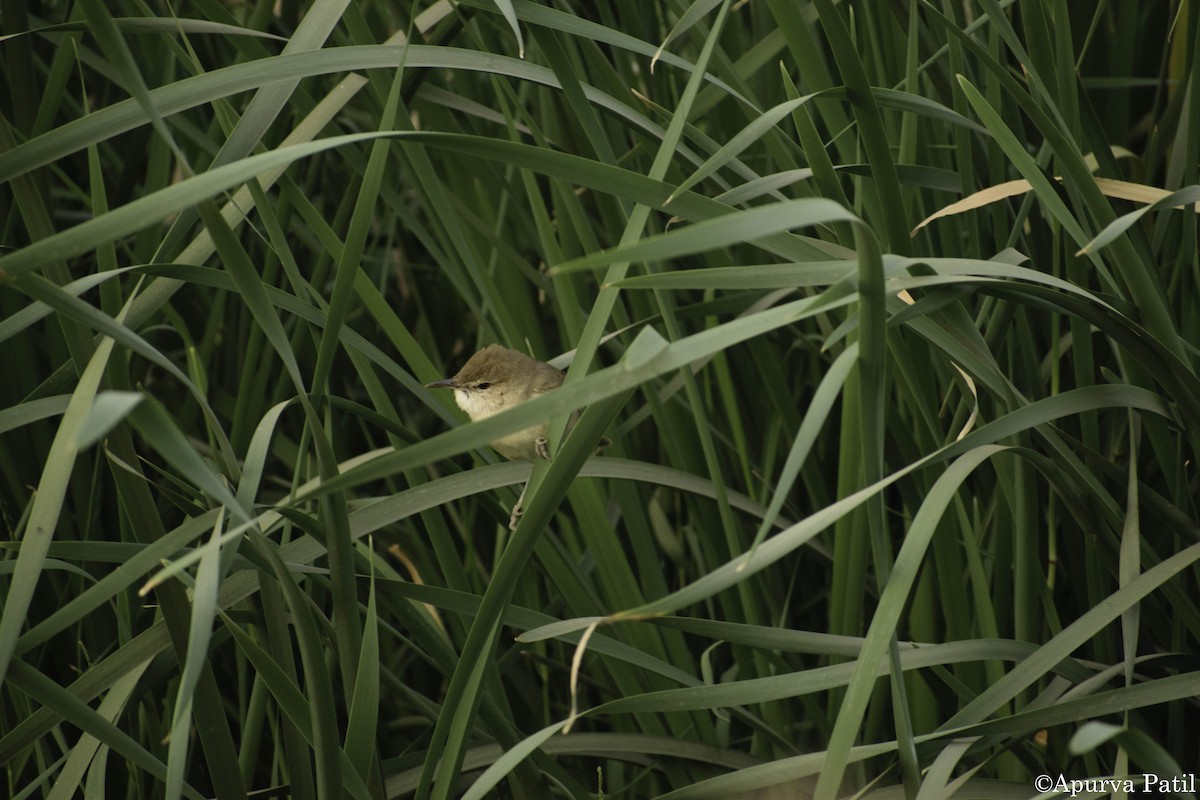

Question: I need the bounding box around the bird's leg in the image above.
[514,438,551,529]
[509,479,528,530]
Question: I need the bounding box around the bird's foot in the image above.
[534,436,551,460]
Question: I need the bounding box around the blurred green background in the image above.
[1,1,1198,798]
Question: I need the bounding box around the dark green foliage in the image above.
[1,1,1197,798]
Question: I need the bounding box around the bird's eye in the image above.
[476,382,492,390]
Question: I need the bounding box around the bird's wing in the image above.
[529,362,566,394]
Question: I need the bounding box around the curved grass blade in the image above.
[0,16,287,44]
[343,557,380,782]
[0,132,389,278]
[0,317,122,685]
[668,95,824,203]
[551,198,861,275]
[163,510,226,800]
[520,383,1174,638]
[1078,184,1200,254]
[814,446,1005,799]
[489,0,525,58]
[6,659,206,799]
[74,391,142,451]
[45,659,151,800]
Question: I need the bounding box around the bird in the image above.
[426,344,601,528]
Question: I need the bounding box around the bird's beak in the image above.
[425,378,457,389]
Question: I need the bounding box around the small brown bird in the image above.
[425,344,567,460]
[427,344,598,528]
